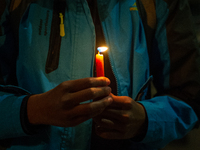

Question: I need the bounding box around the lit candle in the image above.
[95,47,108,77]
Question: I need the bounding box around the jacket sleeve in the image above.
[0,0,31,139]
[138,0,200,148]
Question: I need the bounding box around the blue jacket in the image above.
[0,0,199,149]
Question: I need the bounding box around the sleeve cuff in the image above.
[137,96,198,148]
[20,95,46,135]
[131,102,148,142]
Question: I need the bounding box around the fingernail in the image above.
[106,78,110,85]
[107,96,113,104]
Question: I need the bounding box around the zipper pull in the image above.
[59,13,65,37]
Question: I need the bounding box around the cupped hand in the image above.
[27,77,113,127]
[93,94,147,139]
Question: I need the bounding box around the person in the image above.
[0,0,200,150]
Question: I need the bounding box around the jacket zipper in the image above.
[45,0,66,74]
[90,0,119,96]
[107,52,119,96]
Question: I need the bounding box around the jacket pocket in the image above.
[45,0,66,74]
[135,75,153,101]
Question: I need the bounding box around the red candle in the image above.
[96,52,104,77]
[95,47,108,77]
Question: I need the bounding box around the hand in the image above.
[27,77,113,127]
[93,94,147,139]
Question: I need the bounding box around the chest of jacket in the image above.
[11,0,150,100]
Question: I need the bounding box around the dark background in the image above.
[162,0,200,149]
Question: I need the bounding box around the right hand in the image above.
[27,77,112,127]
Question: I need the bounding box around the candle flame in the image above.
[97,47,108,53]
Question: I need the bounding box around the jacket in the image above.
[0,0,200,150]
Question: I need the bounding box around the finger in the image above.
[95,108,130,123]
[95,127,123,139]
[109,95,133,110]
[93,117,124,132]
[70,96,113,118]
[62,77,110,93]
[63,86,111,105]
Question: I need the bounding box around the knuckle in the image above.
[121,114,130,123]
[61,94,70,103]
[85,78,94,87]
[124,98,133,108]
[60,96,66,103]
[59,81,70,90]
[124,98,132,104]
[89,88,97,97]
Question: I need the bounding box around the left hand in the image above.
[93,94,147,139]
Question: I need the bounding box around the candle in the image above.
[95,47,108,77]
